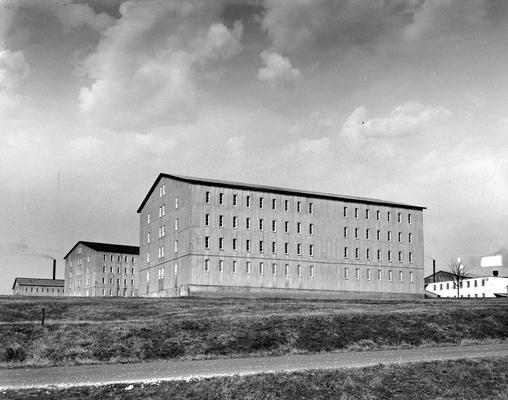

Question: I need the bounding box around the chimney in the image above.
[432,259,436,283]
[52,259,56,280]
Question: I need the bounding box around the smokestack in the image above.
[52,259,56,280]
[432,259,436,283]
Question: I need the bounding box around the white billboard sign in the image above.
[480,255,503,267]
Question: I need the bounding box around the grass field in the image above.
[2,357,507,399]
[1,296,507,367]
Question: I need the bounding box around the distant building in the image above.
[12,278,64,296]
[136,173,425,299]
[426,275,507,298]
[424,271,458,286]
[425,248,508,298]
[64,241,139,297]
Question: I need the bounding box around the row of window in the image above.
[70,277,134,289]
[432,279,486,291]
[19,287,62,294]
[203,215,414,244]
[205,190,315,213]
[200,259,414,283]
[100,254,136,263]
[69,266,135,277]
[198,236,414,263]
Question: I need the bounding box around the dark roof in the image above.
[137,173,426,213]
[12,278,65,290]
[64,241,139,259]
[424,271,460,285]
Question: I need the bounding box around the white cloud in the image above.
[0,49,30,115]
[52,1,114,33]
[342,102,452,141]
[78,0,243,130]
[257,50,301,88]
[0,49,30,90]
[261,0,508,57]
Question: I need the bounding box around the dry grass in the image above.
[1,296,507,367]
[2,357,507,399]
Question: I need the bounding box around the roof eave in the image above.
[137,173,426,213]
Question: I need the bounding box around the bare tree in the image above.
[448,259,469,298]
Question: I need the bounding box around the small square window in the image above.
[284,200,289,211]
[246,196,251,207]
[259,197,264,209]
[343,206,348,218]
[309,203,314,213]
[272,198,277,210]
[355,208,359,218]
[219,193,224,205]
[309,265,314,277]
[205,191,211,203]
[233,194,238,206]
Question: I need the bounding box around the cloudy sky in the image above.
[1,0,508,294]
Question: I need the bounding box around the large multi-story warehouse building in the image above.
[137,173,425,299]
[64,241,139,297]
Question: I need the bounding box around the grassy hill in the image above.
[1,296,507,367]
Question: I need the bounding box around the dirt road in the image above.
[1,343,507,389]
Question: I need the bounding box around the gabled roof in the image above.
[64,241,139,259]
[12,277,65,289]
[137,173,426,213]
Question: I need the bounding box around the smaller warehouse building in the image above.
[64,241,139,297]
[12,278,64,296]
